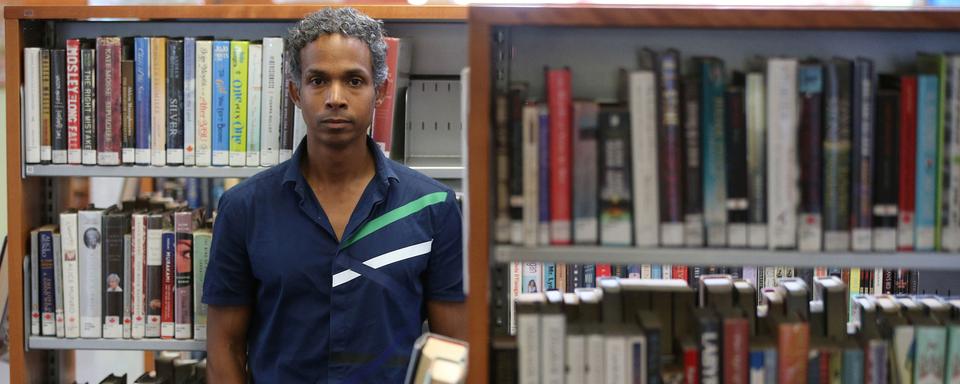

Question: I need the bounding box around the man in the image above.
[203,8,466,383]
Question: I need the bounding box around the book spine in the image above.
[509,87,526,245]
[373,37,400,156]
[944,56,960,251]
[24,48,41,164]
[259,37,283,166]
[702,59,728,247]
[824,59,852,251]
[246,43,262,167]
[229,40,249,166]
[80,48,97,165]
[212,40,231,166]
[684,72,704,247]
[798,63,824,251]
[874,75,901,251]
[700,315,721,384]
[934,57,949,251]
[914,326,947,384]
[150,37,166,166]
[573,101,599,245]
[865,339,889,384]
[726,74,749,248]
[78,211,102,338]
[279,86,295,162]
[517,305,540,384]
[134,37,151,164]
[66,41,82,164]
[131,215,146,339]
[102,213,126,339]
[174,212,194,339]
[946,324,960,384]
[522,262,542,293]
[96,37,122,165]
[39,230,56,336]
[60,213,81,338]
[40,49,52,163]
[547,68,573,245]
[538,106,551,245]
[146,226,163,337]
[53,233,64,337]
[566,334,586,384]
[122,234,131,338]
[767,58,799,249]
[509,262,521,335]
[522,103,540,248]
[658,51,685,247]
[196,40,213,167]
[685,342,700,384]
[541,310,566,384]
[842,347,865,384]
[851,58,876,251]
[600,109,634,246]
[51,49,68,164]
[183,37,196,166]
[31,230,39,335]
[723,317,750,384]
[193,231,211,340]
[166,39,184,165]
[121,59,136,164]
[777,322,810,384]
[631,70,660,247]
[160,231,175,339]
[917,74,940,250]
[899,76,918,251]
[746,73,767,248]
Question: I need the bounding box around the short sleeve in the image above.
[424,191,465,302]
[202,191,255,306]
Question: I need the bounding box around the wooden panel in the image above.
[4,4,466,21]
[465,18,491,384]
[469,6,960,30]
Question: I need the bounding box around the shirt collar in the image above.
[281,136,399,189]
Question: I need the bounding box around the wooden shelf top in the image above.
[469,5,960,30]
[4,4,466,22]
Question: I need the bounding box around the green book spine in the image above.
[229,40,249,166]
[192,229,211,340]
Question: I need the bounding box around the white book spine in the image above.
[522,105,539,248]
[24,48,42,164]
[766,58,799,249]
[60,213,81,338]
[53,233,65,338]
[663,264,673,279]
[630,71,660,247]
[151,39,167,167]
[541,312,565,384]
[260,37,283,166]
[684,213,704,247]
[798,213,822,251]
[78,210,102,338]
[131,215,146,339]
[566,334,586,384]
[517,311,540,384]
[246,44,263,167]
[122,234,131,339]
[746,73,767,249]
[196,40,213,167]
[509,262,522,335]
[184,37,197,166]
[852,228,873,251]
[293,106,307,151]
[586,334,606,384]
[604,334,627,384]
[873,227,897,251]
[729,223,748,248]
[146,228,162,337]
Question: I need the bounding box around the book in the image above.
[121,49,136,164]
[943,55,960,251]
[97,36,122,165]
[746,72,767,248]
[102,207,129,339]
[508,84,527,245]
[51,49,67,164]
[824,58,853,251]
[53,233,64,337]
[797,61,824,251]
[573,101,599,245]
[767,57,799,250]
[538,105,551,245]
[40,48,52,163]
[654,49,685,247]
[372,37,411,158]
[212,40,231,166]
[726,72,749,248]
[196,39,213,167]
[131,213,147,339]
[547,68,573,245]
[78,208,103,338]
[134,37,151,165]
[541,291,565,384]
[66,40,82,164]
[699,58,728,247]
[229,40,249,166]
[259,37,283,167]
[522,103,539,248]
[36,225,57,336]
[24,47,41,164]
[899,75,918,251]
[851,58,876,251]
[160,228,175,339]
[193,228,211,340]
[183,37,197,166]
[599,107,634,246]
[516,293,543,384]
[145,213,164,338]
[174,210,195,339]
[917,55,942,251]
[684,66,704,247]
[246,43,262,167]
[59,211,81,338]
[629,68,659,247]
[150,37,167,166]
[873,74,901,251]
[279,88,295,162]
[166,38,184,165]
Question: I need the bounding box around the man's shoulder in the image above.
[387,159,456,199]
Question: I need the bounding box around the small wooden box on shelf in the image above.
[4,4,466,382]
[466,5,960,383]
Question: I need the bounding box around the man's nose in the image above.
[325,83,347,110]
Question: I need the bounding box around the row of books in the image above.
[510,275,959,384]
[28,201,212,341]
[100,352,206,384]
[20,35,409,167]
[495,49,960,252]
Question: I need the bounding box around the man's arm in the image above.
[427,300,468,340]
[207,304,252,383]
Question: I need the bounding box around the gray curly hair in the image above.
[284,7,388,89]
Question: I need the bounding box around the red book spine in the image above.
[777,322,810,384]
[723,317,749,384]
[96,37,122,164]
[66,39,82,163]
[160,232,175,339]
[547,68,573,245]
[684,343,699,384]
[673,266,689,281]
[595,264,611,281]
[818,348,831,383]
[372,37,399,155]
[898,76,917,251]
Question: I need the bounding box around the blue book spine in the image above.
[39,230,56,334]
[808,352,821,384]
[652,264,662,279]
[763,349,778,384]
[185,178,202,209]
[750,349,765,383]
[701,59,727,246]
[843,348,865,384]
[183,37,196,166]
[538,106,550,246]
[134,37,151,163]
[916,74,940,250]
[543,262,556,290]
[646,327,661,384]
[582,264,596,288]
[626,265,641,278]
[212,41,231,162]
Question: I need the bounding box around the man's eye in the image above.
[349,78,364,87]
[310,78,325,86]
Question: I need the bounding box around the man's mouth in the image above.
[321,118,352,129]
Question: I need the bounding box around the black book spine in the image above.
[684,73,704,246]
[725,72,749,226]
[166,39,184,164]
[874,75,900,232]
[508,85,526,244]
[698,311,721,383]
[658,50,685,232]
[490,263,510,337]
[51,49,68,163]
[851,58,876,249]
[81,48,97,161]
[798,61,824,250]
[102,212,127,332]
[280,86,294,153]
[122,59,136,162]
[823,59,853,249]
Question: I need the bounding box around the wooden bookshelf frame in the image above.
[466,5,960,383]
[3,4,465,382]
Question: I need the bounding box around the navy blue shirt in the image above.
[202,137,464,383]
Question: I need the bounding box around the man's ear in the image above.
[375,78,389,107]
[288,80,302,108]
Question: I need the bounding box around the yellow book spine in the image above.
[229,40,248,166]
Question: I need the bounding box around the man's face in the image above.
[290,33,386,150]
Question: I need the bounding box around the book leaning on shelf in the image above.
[22,36,411,168]
[28,198,212,342]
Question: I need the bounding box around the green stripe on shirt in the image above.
[341,191,448,248]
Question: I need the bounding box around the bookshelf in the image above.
[4,4,467,383]
[465,6,960,383]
